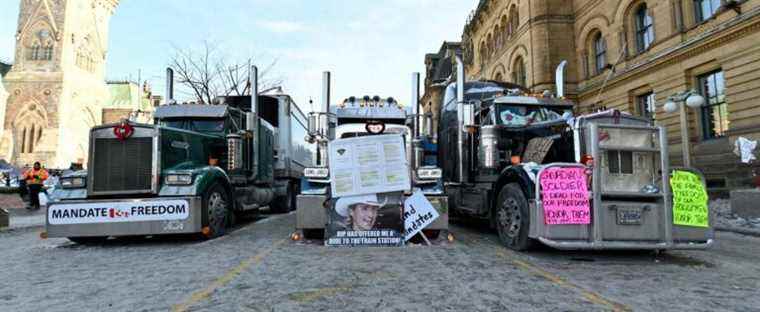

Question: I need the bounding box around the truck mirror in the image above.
[462,102,476,128]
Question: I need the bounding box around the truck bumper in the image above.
[296,194,449,231]
[46,197,203,238]
[536,237,713,250]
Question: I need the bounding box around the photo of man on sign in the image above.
[336,194,383,231]
[326,192,404,247]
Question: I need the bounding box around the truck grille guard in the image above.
[529,122,712,250]
[87,125,160,196]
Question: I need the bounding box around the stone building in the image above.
[425,0,760,193]
[421,41,461,140]
[0,0,119,168]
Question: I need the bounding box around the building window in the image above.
[27,43,41,60]
[509,5,519,36]
[42,44,53,60]
[608,150,634,174]
[695,0,721,22]
[635,4,654,53]
[637,92,655,120]
[512,58,526,87]
[594,33,607,74]
[698,70,728,139]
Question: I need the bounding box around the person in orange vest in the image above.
[23,162,49,210]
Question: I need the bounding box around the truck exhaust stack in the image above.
[165,67,174,103]
[455,54,466,183]
[249,66,260,178]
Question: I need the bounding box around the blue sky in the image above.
[0,0,476,111]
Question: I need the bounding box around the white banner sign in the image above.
[403,190,440,241]
[48,200,190,225]
[329,134,411,197]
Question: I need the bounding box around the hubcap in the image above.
[208,192,226,230]
[498,198,521,238]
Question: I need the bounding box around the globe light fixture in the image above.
[685,93,706,109]
[663,100,678,113]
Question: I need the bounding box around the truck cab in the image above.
[294,73,448,241]
[438,57,713,251]
[46,67,313,243]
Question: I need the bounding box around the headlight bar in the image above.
[417,167,442,180]
[60,177,86,189]
[165,174,193,185]
[304,167,329,179]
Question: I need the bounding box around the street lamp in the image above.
[663,90,706,168]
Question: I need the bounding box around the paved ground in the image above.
[1,212,759,312]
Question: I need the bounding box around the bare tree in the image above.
[169,40,282,104]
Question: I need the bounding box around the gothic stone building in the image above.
[1,0,119,168]
[428,0,760,193]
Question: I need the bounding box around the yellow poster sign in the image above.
[670,170,709,227]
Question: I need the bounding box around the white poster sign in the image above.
[329,134,411,197]
[403,190,440,241]
[48,200,190,225]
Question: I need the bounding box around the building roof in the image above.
[153,104,229,119]
[0,61,11,77]
[106,81,153,111]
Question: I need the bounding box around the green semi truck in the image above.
[45,67,314,243]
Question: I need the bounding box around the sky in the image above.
[0,0,477,112]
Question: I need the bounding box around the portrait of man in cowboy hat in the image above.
[326,192,405,247]
[335,194,384,231]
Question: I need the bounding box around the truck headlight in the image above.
[417,167,442,180]
[165,174,193,185]
[304,167,329,179]
[60,177,86,189]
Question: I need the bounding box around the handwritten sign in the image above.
[670,170,709,227]
[402,190,440,241]
[540,167,591,225]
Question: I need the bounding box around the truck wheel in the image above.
[68,236,108,245]
[494,183,534,251]
[271,181,296,213]
[204,183,229,238]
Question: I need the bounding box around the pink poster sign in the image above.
[539,167,591,225]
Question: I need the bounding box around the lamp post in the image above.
[663,90,706,168]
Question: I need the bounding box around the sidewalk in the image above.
[711,199,760,237]
[0,194,46,230]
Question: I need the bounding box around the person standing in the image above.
[23,162,48,210]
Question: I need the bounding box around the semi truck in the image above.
[294,72,449,241]
[438,57,713,251]
[45,67,314,243]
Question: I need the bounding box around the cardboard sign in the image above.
[325,192,404,247]
[328,134,410,197]
[402,190,440,241]
[670,170,709,227]
[540,167,591,224]
[48,200,189,225]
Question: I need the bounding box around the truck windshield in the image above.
[496,105,570,127]
[161,119,226,132]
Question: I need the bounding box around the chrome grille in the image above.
[91,137,153,193]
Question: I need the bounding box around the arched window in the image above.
[635,4,654,52]
[500,15,508,43]
[27,42,41,60]
[28,125,35,153]
[20,128,27,154]
[494,72,503,82]
[512,57,526,87]
[480,41,487,67]
[509,5,519,36]
[43,42,53,60]
[593,32,607,74]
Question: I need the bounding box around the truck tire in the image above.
[494,183,534,251]
[203,183,229,238]
[271,181,296,214]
